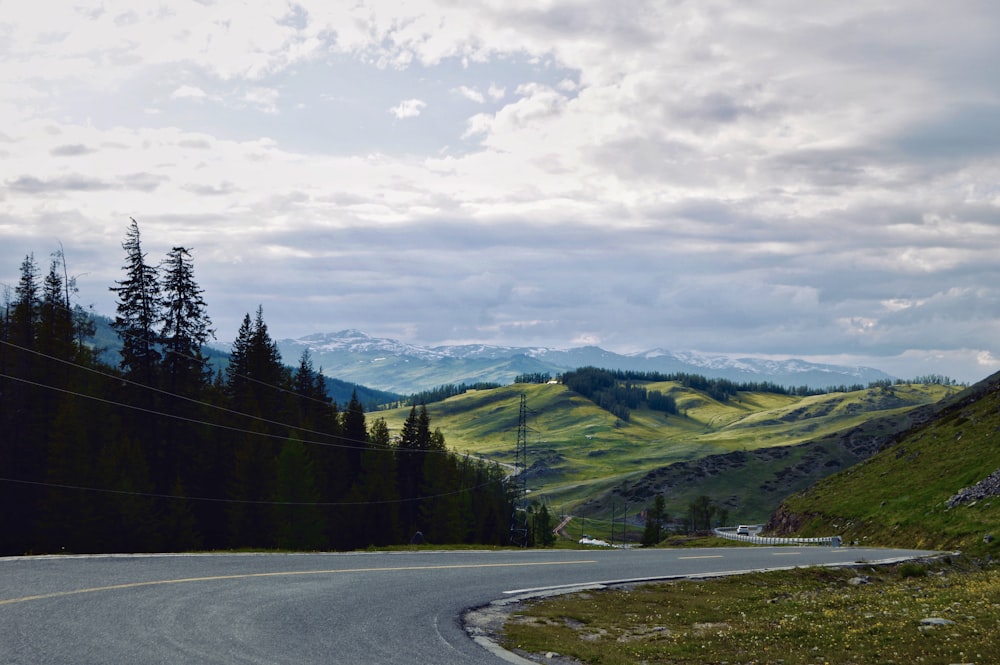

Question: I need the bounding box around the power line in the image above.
[0,475,505,507]
[0,337,478,458]
[0,369,511,507]
[0,274,338,412]
[0,270,515,509]
[0,338,370,450]
[0,367,466,458]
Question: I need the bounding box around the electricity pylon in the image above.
[509,393,529,547]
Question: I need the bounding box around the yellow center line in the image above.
[772,552,801,556]
[677,555,724,560]
[0,560,598,606]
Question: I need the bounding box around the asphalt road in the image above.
[0,546,933,664]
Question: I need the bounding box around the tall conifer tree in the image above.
[159,246,214,396]
[38,256,76,362]
[1,254,42,552]
[342,389,367,485]
[110,218,162,386]
[158,246,215,506]
[357,418,401,546]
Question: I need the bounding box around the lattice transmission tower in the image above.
[509,393,530,547]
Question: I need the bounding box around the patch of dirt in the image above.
[463,599,587,664]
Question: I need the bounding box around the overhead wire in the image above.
[0,475,507,507]
[0,274,344,412]
[0,277,450,455]
[0,338,387,452]
[0,367,511,506]
[0,285,514,508]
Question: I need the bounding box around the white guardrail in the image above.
[714,526,842,547]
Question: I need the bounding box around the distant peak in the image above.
[333,329,371,338]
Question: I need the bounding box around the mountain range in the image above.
[276,329,895,394]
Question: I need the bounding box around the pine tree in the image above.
[225,313,253,405]
[242,306,287,425]
[10,253,40,352]
[342,389,367,484]
[37,248,85,365]
[110,218,162,386]
[418,430,462,544]
[157,246,215,501]
[397,404,432,533]
[96,433,158,552]
[0,254,43,552]
[356,418,401,546]
[274,434,325,550]
[223,307,286,547]
[290,350,344,522]
[40,394,99,553]
[159,246,214,396]
[533,503,555,547]
[642,494,667,546]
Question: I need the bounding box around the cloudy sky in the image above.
[2,1,1000,383]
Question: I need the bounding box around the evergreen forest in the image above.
[0,220,513,555]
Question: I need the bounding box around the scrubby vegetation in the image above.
[502,560,1000,665]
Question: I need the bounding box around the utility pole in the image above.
[509,393,529,547]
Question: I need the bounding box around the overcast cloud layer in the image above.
[3,1,1000,383]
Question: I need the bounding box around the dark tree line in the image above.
[513,372,552,385]
[640,494,730,545]
[562,367,678,421]
[562,366,958,420]
[388,381,504,409]
[1,221,513,555]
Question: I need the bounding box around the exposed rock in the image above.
[766,504,813,535]
[946,468,1000,507]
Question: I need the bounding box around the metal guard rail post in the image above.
[713,526,842,547]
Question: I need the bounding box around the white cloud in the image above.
[242,87,280,114]
[487,84,506,101]
[171,85,208,100]
[2,1,1000,384]
[389,98,426,119]
[455,86,485,103]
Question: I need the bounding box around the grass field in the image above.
[374,381,958,527]
[501,558,1000,665]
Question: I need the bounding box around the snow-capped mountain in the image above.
[277,330,894,395]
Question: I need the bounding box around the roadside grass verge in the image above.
[501,559,1000,664]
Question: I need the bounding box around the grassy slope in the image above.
[583,383,955,526]
[771,373,1000,556]
[375,381,957,528]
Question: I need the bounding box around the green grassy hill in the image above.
[768,372,1000,557]
[376,380,958,533]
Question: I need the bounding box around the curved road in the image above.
[0,546,932,664]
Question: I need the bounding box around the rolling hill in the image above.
[767,371,1000,557]
[374,379,959,530]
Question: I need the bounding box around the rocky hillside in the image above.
[576,389,947,524]
[766,371,1000,556]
